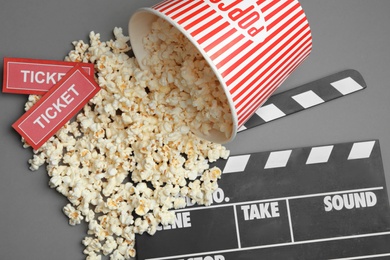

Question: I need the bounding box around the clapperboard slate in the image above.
[136,140,390,260]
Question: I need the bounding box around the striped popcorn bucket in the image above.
[129,0,312,143]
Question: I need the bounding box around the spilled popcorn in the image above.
[23,25,229,260]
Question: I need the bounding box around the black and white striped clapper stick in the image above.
[136,140,390,260]
[239,69,367,132]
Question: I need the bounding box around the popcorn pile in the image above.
[23,24,229,260]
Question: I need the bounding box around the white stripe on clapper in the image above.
[223,154,251,174]
[330,77,364,95]
[292,90,325,109]
[348,141,376,160]
[255,103,286,122]
[306,145,334,165]
[264,150,292,169]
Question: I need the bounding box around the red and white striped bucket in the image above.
[129,0,312,143]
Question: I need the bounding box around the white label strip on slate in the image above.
[144,230,390,260]
[239,69,366,132]
[329,252,390,260]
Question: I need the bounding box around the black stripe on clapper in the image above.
[239,69,367,132]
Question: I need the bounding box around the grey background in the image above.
[0,1,389,259]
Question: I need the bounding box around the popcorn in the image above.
[22,25,230,260]
[83,237,103,254]
[86,252,102,260]
[63,204,84,226]
[102,236,117,256]
[143,18,233,139]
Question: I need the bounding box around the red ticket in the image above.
[2,57,95,95]
[12,64,100,150]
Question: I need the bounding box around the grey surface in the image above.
[0,1,389,259]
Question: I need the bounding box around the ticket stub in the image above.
[2,57,95,95]
[12,64,100,150]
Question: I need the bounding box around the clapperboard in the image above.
[135,70,390,260]
[136,140,390,260]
